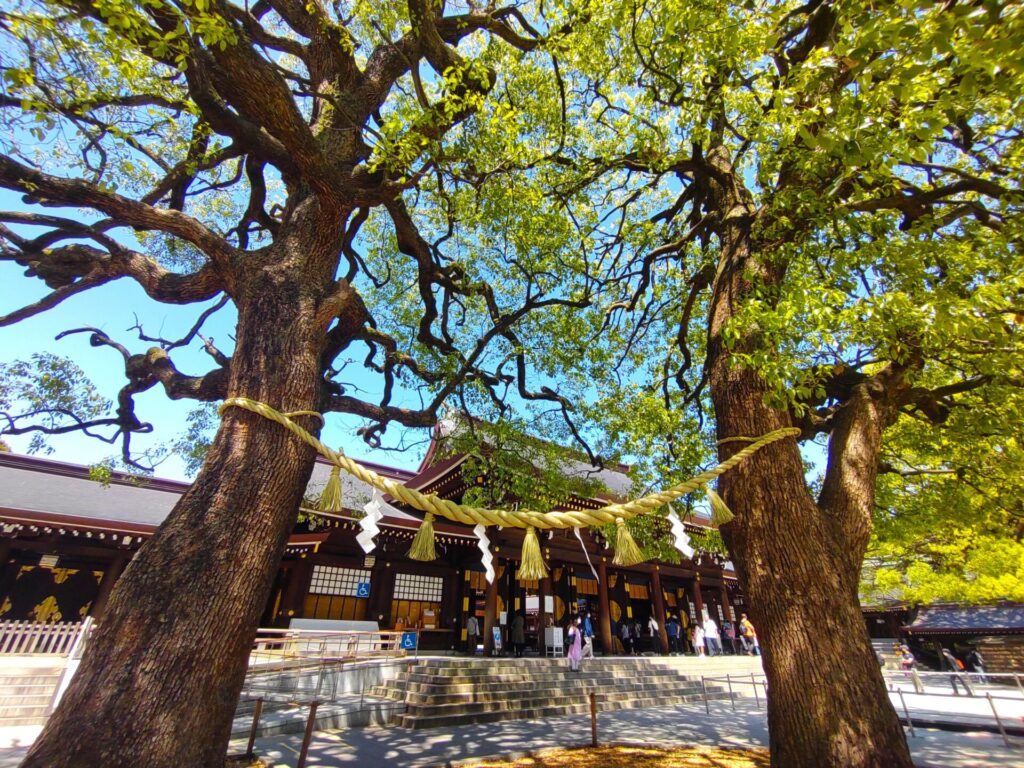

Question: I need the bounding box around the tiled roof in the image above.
[905,604,1024,635]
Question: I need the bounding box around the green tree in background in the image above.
[539,1,1023,765]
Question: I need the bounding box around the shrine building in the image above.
[0,427,745,655]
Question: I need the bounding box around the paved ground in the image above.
[3,676,1022,767]
[884,677,1024,731]
[219,699,1023,768]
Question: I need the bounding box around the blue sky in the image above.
[0,198,432,480]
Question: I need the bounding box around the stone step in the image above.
[401,683,712,713]
[406,660,662,674]
[397,690,729,729]
[393,673,706,697]
[401,678,709,706]
[391,678,698,698]
[401,669,695,686]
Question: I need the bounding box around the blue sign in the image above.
[401,632,418,650]
[356,582,370,598]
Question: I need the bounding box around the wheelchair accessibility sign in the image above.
[401,632,418,651]
[356,582,370,598]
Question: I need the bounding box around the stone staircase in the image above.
[370,657,734,729]
[0,665,63,726]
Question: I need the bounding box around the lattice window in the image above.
[576,577,598,596]
[309,565,370,596]
[393,573,443,601]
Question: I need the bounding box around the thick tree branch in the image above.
[0,154,238,279]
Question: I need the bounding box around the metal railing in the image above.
[236,661,413,768]
[0,619,88,655]
[882,670,1024,747]
[250,628,417,667]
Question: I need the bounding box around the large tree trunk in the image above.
[22,256,330,767]
[706,220,913,767]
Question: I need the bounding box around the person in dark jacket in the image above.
[511,612,526,657]
[941,647,974,696]
[966,648,988,684]
[665,615,681,655]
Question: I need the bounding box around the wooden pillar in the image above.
[441,568,460,649]
[650,566,669,654]
[89,553,129,620]
[720,585,734,623]
[367,558,392,625]
[483,560,500,654]
[597,559,612,655]
[536,572,550,653]
[0,539,12,595]
[691,574,705,620]
[720,584,735,652]
[280,557,313,624]
[455,569,469,651]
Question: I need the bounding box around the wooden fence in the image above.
[0,620,87,655]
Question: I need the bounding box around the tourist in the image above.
[619,619,633,655]
[722,619,737,654]
[941,647,974,696]
[899,644,924,694]
[966,648,988,685]
[582,611,595,658]
[511,612,526,658]
[566,617,583,672]
[739,613,759,656]
[648,615,659,654]
[466,613,479,656]
[665,615,681,655]
[703,615,722,656]
[633,620,643,655]
[692,623,705,656]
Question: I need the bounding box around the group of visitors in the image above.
[466,608,761,661]
[889,642,989,697]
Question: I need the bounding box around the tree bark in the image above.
[706,220,913,766]
[22,249,331,767]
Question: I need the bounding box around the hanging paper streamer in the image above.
[474,523,495,584]
[573,527,600,583]
[356,490,384,554]
[668,504,695,559]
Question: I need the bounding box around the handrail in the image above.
[250,628,418,666]
[0,619,88,656]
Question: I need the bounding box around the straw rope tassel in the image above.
[408,512,437,561]
[517,526,548,581]
[318,464,344,513]
[706,487,735,527]
[613,518,645,566]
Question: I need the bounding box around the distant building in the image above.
[863,601,1024,672]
